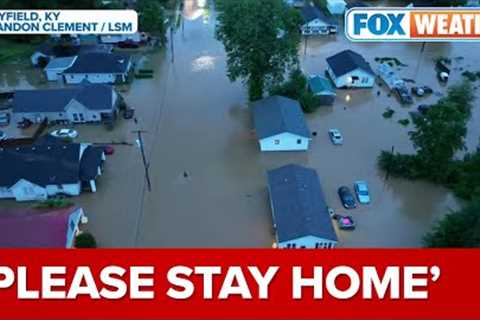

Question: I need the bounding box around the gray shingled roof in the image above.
[63,52,130,74]
[301,4,338,25]
[267,164,337,243]
[13,84,114,113]
[252,96,310,139]
[44,56,77,70]
[326,50,374,77]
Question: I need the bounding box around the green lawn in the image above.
[0,39,38,65]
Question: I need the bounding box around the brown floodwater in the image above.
[1,0,478,248]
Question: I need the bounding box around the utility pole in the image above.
[304,35,308,56]
[132,130,152,192]
[170,26,175,63]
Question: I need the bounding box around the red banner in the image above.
[0,249,478,319]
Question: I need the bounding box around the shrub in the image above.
[34,198,73,209]
[398,118,410,126]
[382,108,395,119]
[75,232,97,248]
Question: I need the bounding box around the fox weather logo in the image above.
[345,7,480,42]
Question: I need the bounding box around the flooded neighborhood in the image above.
[0,0,479,249]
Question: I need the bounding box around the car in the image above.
[335,215,356,230]
[104,145,115,155]
[354,180,371,204]
[338,186,356,209]
[328,129,343,145]
[395,86,413,104]
[411,86,433,97]
[50,128,78,139]
[0,130,6,141]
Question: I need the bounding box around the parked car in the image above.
[0,112,9,126]
[328,129,343,145]
[338,186,357,209]
[104,145,115,155]
[118,40,140,49]
[436,60,450,83]
[17,119,33,129]
[124,108,135,120]
[354,180,371,204]
[395,86,413,104]
[335,215,356,230]
[50,128,78,139]
[0,130,6,141]
[411,86,433,97]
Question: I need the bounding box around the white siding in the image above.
[64,73,117,84]
[301,19,336,35]
[10,180,48,201]
[45,183,81,197]
[278,235,338,249]
[259,132,310,152]
[327,67,374,88]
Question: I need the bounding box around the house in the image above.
[267,164,338,249]
[62,52,132,84]
[345,0,368,10]
[30,42,113,67]
[44,56,77,81]
[252,96,311,152]
[12,83,120,124]
[307,75,336,105]
[326,50,375,88]
[300,3,338,35]
[0,142,106,202]
[0,206,85,248]
[327,0,347,14]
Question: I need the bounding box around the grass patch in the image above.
[383,108,395,119]
[0,39,38,65]
[398,118,410,126]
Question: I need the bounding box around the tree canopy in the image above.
[424,200,480,248]
[215,0,302,101]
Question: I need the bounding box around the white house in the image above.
[326,50,375,88]
[327,0,347,14]
[300,3,338,35]
[252,96,311,152]
[62,52,132,84]
[0,143,105,202]
[12,83,120,125]
[267,164,338,249]
[44,56,77,81]
[0,206,86,248]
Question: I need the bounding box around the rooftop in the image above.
[267,164,337,243]
[252,96,310,139]
[63,52,131,74]
[326,49,375,77]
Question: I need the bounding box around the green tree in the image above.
[451,149,480,200]
[424,200,480,248]
[75,232,98,248]
[138,0,167,44]
[216,0,302,101]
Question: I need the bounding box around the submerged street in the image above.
[1,0,479,248]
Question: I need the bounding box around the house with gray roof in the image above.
[0,143,105,202]
[326,49,375,88]
[62,52,132,84]
[307,75,336,105]
[252,96,311,152]
[12,83,120,125]
[300,3,338,35]
[267,164,338,249]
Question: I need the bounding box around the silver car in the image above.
[328,128,343,145]
[354,181,371,204]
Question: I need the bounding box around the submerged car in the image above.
[50,128,78,139]
[411,86,433,97]
[335,215,356,230]
[338,186,356,209]
[354,180,371,204]
[328,129,343,145]
[395,86,413,104]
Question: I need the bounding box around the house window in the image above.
[315,243,319,249]
[73,113,79,122]
[92,114,97,119]
[300,246,306,249]
[79,114,85,122]
[286,244,291,249]
[297,139,302,144]
[274,139,280,145]
[291,244,296,249]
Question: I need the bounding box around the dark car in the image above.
[118,40,140,49]
[395,86,413,104]
[338,186,357,209]
[411,86,433,97]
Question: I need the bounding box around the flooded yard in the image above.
[1,0,478,248]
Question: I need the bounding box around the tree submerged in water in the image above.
[215,0,302,101]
